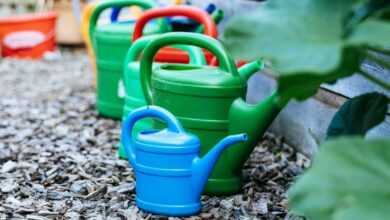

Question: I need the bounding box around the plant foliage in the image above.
[223,0,390,100]
[288,137,390,220]
[327,92,389,138]
[223,1,390,219]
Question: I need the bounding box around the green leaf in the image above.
[378,7,390,20]
[288,137,390,220]
[277,46,364,100]
[343,0,390,37]
[347,19,390,49]
[327,92,389,138]
[222,0,390,101]
[223,0,350,73]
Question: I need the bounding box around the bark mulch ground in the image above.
[0,49,309,220]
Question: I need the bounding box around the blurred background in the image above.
[0,0,260,47]
[0,0,388,155]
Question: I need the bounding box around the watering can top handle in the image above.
[132,5,218,42]
[140,32,239,104]
[125,106,185,137]
[124,35,206,69]
[121,105,185,165]
[88,0,156,40]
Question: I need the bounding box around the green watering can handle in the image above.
[88,0,156,44]
[170,45,206,65]
[123,35,206,70]
[140,32,239,104]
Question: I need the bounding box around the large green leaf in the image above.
[223,0,390,100]
[276,46,364,100]
[288,137,390,220]
[348,19,390,47]
[343,0,390,36]
[327,92,389,138]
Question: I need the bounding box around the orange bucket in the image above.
[0,12,57,59]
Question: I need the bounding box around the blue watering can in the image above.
[122,106,247,216]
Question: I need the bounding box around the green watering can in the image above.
[89,0,168,119]
[118,35,206,158]
[140,32,289,195]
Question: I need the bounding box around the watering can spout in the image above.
[237,59,264,81]
[192,134,247,195]
[228,91,288,173]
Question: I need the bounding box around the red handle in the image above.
[132,5,218,42]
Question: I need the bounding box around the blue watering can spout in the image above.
[191,133,247,196]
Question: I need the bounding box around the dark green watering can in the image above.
[118,35,206,158]
[89,0,168,119]
[140,32,289,195]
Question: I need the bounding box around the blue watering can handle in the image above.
[122,106,185,164]
[123,106,185,140]
[205,3,217,14]
[110,8,121,22]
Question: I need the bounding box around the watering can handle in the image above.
[88,0,156,43]
[122,106,184,166]
[132,6,218,42]
[122,106,185,147]
[124,35,206,72]
[110,6,143,22]
[140,32,238,104]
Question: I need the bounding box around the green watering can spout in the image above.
[237,59,264,82]
[230,59,288,174]
[228,90,288,172]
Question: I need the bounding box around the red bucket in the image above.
[0,12,57,59]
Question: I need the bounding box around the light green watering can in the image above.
[118,35,206,158]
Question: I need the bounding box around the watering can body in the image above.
[118,35,206,159]
[122,106,246,216]
[118,4,218,158]
[89,0,168,119]
[132,6,218,64]
[140,33,288,195]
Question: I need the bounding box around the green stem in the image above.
[359,70,390,91]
